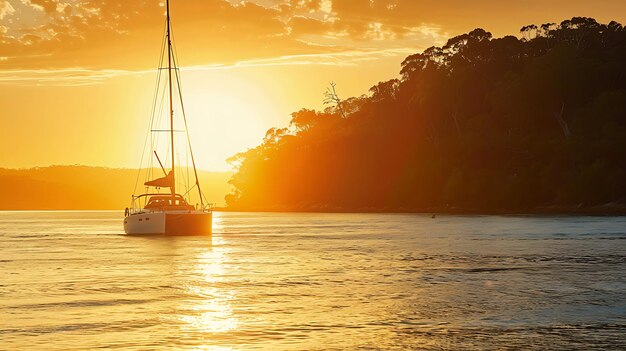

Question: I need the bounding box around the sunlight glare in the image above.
[182,71,275,171]
[180,245,238,335]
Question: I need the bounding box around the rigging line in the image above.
[136,25,166,195]
[133,20,168,197]
[143,30,167,209]
[153,72,168,141]
[145,23,167,183]
[170,20,207,208]
[148,51,168,186]
[152,44,167,150]
[180,183,197,198]
[151,63,169,165]
[181,152,190,199]
[169,24,191,200]
[186,140,190,201]
[175,150,181,194]
[170,34,206,207]
[150,27,167,154]
[173,61,207,206]
[201,192,212,210]
[147,30,171,191]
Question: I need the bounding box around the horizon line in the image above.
[0,164,235,173]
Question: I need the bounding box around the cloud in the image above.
[0,0,451,71]
[0,47,417,86]
[0,0,312,69]
[20,0,57,13]
[3,0,623,72]
[0,67,148,86]
[224,47,416,67]
[0,0,15,19]
[288,15,330,35]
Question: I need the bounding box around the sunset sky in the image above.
[2,0,626,171]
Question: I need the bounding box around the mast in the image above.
[166,0,176,200]
[165,0,205,209]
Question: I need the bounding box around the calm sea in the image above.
[1,211,625,350]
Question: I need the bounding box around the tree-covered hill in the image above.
[226,18,626,213]
[0,166,232,210]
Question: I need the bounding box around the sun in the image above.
[180,69,277,171]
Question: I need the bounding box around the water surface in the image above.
[1,211,625,350]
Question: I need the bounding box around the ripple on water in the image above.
[1,212,625,350]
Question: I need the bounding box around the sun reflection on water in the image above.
[212,212,225,234]
[179,293,238,334]
[188,347,239,351]
[180,225,238,336]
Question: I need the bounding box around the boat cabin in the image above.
[143,194,195,211]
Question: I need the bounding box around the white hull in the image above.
[124,211,166,234]
[124,210,211,235]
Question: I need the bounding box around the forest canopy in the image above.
[225,17,626,213]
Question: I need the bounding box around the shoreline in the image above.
[4,206,625,216]
[216,203,626,216]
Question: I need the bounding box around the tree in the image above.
[225,17,626,213]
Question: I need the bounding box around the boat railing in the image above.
[126,195,214,216]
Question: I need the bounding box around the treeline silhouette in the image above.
[226,17,626,213]
[0,166,232,210]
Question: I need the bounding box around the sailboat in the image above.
[123,0,212,235]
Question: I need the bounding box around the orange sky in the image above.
[2,0,626,171]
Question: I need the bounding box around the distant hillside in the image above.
[0,166,232,210]
[226,17,626,213]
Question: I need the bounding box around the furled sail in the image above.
[144,170,173,188]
